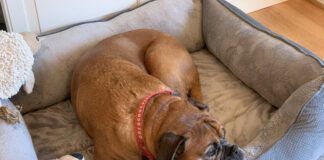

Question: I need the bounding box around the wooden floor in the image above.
[249,0,324,59]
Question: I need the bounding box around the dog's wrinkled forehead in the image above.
[158,98,244,160]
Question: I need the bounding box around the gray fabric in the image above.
[319,154,324,160]
[12,0,204,113]
[0,99,37,160]
[259,83,324,160]
[203,0,324,108]
[23,100,92,160]
[244,76,324,159]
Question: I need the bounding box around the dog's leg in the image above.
[188,72,203,102]
[144,39,190,100]
[188,73,209,111]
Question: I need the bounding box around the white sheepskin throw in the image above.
[0,31,34,99]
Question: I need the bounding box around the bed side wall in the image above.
[203,0,324,108]
[259,79,324,160]
[243,76,324,159]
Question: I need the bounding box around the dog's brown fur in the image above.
[71,29,239,160]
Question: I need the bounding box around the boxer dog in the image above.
[71,29,244,160]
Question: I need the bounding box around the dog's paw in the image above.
[188,97,209,111]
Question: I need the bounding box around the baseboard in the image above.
[226,0,287,13]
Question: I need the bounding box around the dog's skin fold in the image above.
[71,29,243,160]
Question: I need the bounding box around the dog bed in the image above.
[23,49,276,160]
[7,0,324,159]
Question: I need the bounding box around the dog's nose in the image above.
[229,145,244,160]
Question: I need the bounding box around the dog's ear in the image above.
[157,132,186,160]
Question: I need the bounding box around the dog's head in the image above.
[155,100,244,160]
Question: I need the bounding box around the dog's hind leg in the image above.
[144,37,194,100]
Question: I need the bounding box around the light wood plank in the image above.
[250,0,324,59]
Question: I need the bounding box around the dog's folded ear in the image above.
[157,132,186,160]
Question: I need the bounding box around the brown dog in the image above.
[71,29,243,160]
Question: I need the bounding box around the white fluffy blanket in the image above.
[0,31,34,99]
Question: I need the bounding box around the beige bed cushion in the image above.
[13,0,203,113]
[24,49,274,159]
[192,50,275,146]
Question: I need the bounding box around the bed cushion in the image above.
[23,100,92,160]
[192,50,275,146]
[24,49,275,159]
[13,0,203,113]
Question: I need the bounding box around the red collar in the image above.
[134,89,174,160]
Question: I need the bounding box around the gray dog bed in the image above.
[2,0,323,159]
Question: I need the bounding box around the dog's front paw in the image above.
[188,97,209,111]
